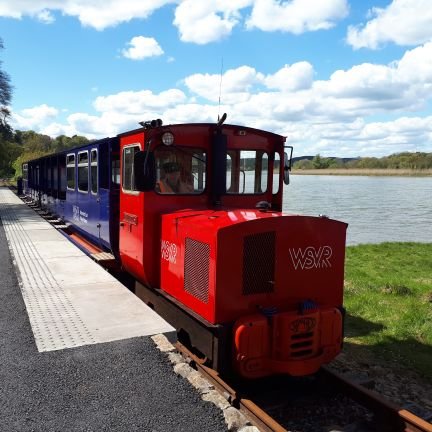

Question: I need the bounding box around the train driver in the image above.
[156,161,193,194]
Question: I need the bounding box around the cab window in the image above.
[154,146,206,195]
[122,145,140,192]
[273,152,281,194]
[226,150,268,194]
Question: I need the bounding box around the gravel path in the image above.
[0,218,228,432]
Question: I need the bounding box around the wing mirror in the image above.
[283,146,293,185]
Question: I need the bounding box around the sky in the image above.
[1,0,432,157]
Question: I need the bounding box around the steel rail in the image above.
[175,342,287,431]
[321,366,432,432]
[176,342,432,432]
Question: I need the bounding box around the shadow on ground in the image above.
[342,313,432,382]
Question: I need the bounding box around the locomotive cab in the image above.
[118,121,347,379]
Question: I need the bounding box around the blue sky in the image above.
[1,0,432,157]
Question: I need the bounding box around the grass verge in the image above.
[344,242,432,379]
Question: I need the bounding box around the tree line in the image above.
[0,131,89,178]
[293,152,432,170]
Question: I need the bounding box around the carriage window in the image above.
[22,164,28,191]
[78,151,89,192]
[91,149,98,194]
[154,146,206,195]
[273,152,281,194]
[59,155,67,199]
[52,159,58,192]
[47,165,52,191]
[66,154,75,190]
[111,155,120,186]
[226,150,269,194]
[122,145,140,191]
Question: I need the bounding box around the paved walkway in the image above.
[0,187,228,432]
[0,187,173,351]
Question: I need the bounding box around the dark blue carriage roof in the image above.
[24,136,119,165]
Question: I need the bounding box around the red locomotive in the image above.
[23,116,347,379]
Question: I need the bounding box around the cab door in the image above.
[119,140,144,278]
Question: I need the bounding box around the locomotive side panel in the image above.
[160,210,218,323]
[118,132,145,280]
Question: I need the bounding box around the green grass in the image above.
[344,243,432,379]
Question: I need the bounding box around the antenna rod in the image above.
[218,57,224,121]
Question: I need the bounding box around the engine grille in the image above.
[184,238,210,303]
[289,332,315,358]
[243,231,276,295]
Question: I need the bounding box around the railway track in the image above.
[175,342,432,432]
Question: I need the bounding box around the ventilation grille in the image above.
[184,238,210,303]
[289,332,315,358]
[243,231,275,295]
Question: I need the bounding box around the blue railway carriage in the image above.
[23,137,120,256]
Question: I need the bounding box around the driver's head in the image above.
[163,161,180,174]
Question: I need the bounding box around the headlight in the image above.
[161,132,174,146]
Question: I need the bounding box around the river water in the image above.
[282,175,432,245]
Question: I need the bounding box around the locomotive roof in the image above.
[117,122,286,140]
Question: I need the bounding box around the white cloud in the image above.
[396,42,432,84]
[122,36,164,60]
[11,43,432,156]
[36,9,55,24]
[0,0,349,40]
[347,0,432,49]
[264,62,314,91]
[184,66,263,103]
[94,89,186,113]
[246,0,349,33]
[12,104,58,129]
[173,0,252,44]
[173,0,348,44]
[0,0,174,30]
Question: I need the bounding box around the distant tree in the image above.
[10,130,90,178]
[295,152,432,171]
[293,159,314,169]
[53,134,89,151]
[0,140,22,176]
[312,154,331,169]
[0,38,13,140]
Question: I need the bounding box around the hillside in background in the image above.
[293,153,432,170]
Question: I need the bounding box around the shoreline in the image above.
[292,168,432,176]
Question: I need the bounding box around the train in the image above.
[21,116,348,379]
